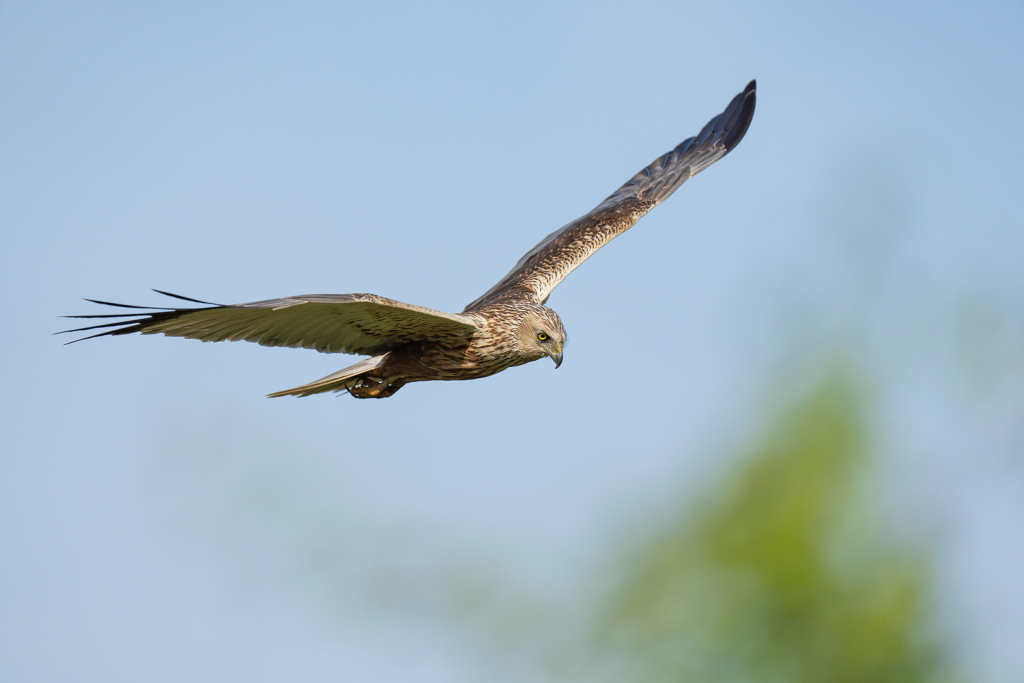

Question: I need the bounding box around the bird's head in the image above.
[517,306,567,368]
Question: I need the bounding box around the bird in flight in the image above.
[62,81,756,399]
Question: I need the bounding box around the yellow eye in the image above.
[537,332,548,342]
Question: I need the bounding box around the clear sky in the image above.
[2,1,1023,681]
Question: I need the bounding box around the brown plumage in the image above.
[60,81,756,399]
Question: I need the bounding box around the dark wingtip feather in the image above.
[61,313,160,319]
[723,79,756,151]
[152,289,222,306]
[84,298,175,310]
[62,329,130,345]
[60,291,222,345]
[55,319,145,335]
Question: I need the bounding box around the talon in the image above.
[344,376,404,399]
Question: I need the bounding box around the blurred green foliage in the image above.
[591,375,946,683]
[147,373,965,683]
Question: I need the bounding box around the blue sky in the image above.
[2,2,1023,681]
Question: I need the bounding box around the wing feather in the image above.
[464,80,756,311]
[60,291,480,356]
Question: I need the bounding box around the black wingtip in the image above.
[60,291,221,345]
[55,319,145,335]
[723,79,757,151]
[62,329,124,345]
[152,289,222,306]
[83,298,175,311]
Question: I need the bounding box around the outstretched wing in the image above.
[464,80,756,312]
[60,290,480,356]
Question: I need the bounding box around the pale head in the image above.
[516,306,567,368]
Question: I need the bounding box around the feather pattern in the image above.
[60,292,481,356]
[464,80,755,311]
[266,355,389,397]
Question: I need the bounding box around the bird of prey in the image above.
[61,80,756,399]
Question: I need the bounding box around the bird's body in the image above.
[62,81,756,399]
[340,300,563,398]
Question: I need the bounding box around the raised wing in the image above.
[60,290,480,356]
[464,80,756,312]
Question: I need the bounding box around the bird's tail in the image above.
[267,355,388,398]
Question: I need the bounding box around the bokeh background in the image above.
[2,1,1022,681]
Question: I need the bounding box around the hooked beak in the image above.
[551,345,563,369]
